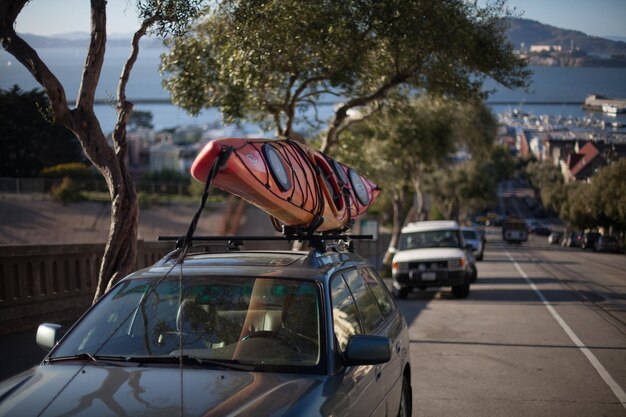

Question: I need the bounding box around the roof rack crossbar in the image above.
[158,234,373,253]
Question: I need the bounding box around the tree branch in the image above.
[0,1,72,125]
[321,72,410,153]
[113,15,159,154]
[76,0,108,110]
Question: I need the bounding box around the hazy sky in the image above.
[14,0,626,38]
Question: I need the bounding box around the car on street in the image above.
[548,232,563,245]
[0,239,412,417]
[461,225,484,261]
[562,232,582,247]
[391,220,477,299]
[581,232,601,250]
[594,236,622,253]
[525,219,551,236]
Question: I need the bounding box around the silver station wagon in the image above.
[0,239,412,417]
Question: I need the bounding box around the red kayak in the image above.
[190,138,380,232]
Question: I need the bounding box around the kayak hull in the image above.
[191,138,379,232]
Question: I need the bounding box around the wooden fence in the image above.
[0,235,390,335]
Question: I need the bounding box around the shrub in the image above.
[41,162,94,179]
[137,191,159,209]
[142,169,189,183]
[50,177,84,204]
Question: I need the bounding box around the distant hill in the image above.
[506,18,626,55]
[19,32,166,49]
[18,18,626,55]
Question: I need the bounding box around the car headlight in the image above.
[392,262,408,273]
[448,258,465,268]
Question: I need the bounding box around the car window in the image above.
[399,229,460,249]
[343,269,384,333]
[330,275,363,352]
[360,268,395,319]
[52,276,322,370]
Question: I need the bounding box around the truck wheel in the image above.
[452,279,470,299]
[393,287,409,299]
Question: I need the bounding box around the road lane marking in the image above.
[506,251,626,408]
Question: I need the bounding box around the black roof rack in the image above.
[158,234,373,253]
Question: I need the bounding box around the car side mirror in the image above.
[36,323,63,351]
[344,335,391,366]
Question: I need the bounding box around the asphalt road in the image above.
[399,228,626,417]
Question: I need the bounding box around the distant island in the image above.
[506,17,626,68]
[16,17,626,68]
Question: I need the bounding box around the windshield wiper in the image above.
[47,352,97,363]
[47,353,139,367]
[123,354,255,371]
[179,355,256,372]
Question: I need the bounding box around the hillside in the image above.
[16,17,626,56]
[506,17,626,55]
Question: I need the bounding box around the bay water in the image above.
[1,46,626,133]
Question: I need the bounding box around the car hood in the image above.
[0,364,322,417]
[393,247,465,263]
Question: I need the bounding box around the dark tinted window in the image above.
[331,275,362,352]
[360,268,395,319]
[343,270,384,333]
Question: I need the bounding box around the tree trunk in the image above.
[413,168,426,221]
[67,115,139,303]
[1,1,140,303]
[383,188,410,266]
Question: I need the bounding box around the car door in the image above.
[341,269,390,417]
[359,267,406,416]
[330,273,385,417]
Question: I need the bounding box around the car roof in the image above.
[401,220,460,233]
[124,248,369,283]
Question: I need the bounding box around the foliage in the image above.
[50,177,85,204]
[559,181,594,230]
[127,110,154,130]
[161,0,529,151]
[527,158,626,231]
[424,153,506,222]
[0,86,84,177]
[525,160,566,214]
[587,158,626,230]
[40,162,95,179]
[137,191,159,209]
[142,169,189,183]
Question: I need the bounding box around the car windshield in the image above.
[399,229,460,250]
[52,276,321,371]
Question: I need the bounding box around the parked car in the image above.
[0,239,412,417]
[525,219,551,236]
[391,220,477,299]
[594,236,622,253]
[548,232,563,245]
[461,225,484,261]
[581,232,601,250]
[562,232,582,248]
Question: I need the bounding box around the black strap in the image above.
[177,146,232,263]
